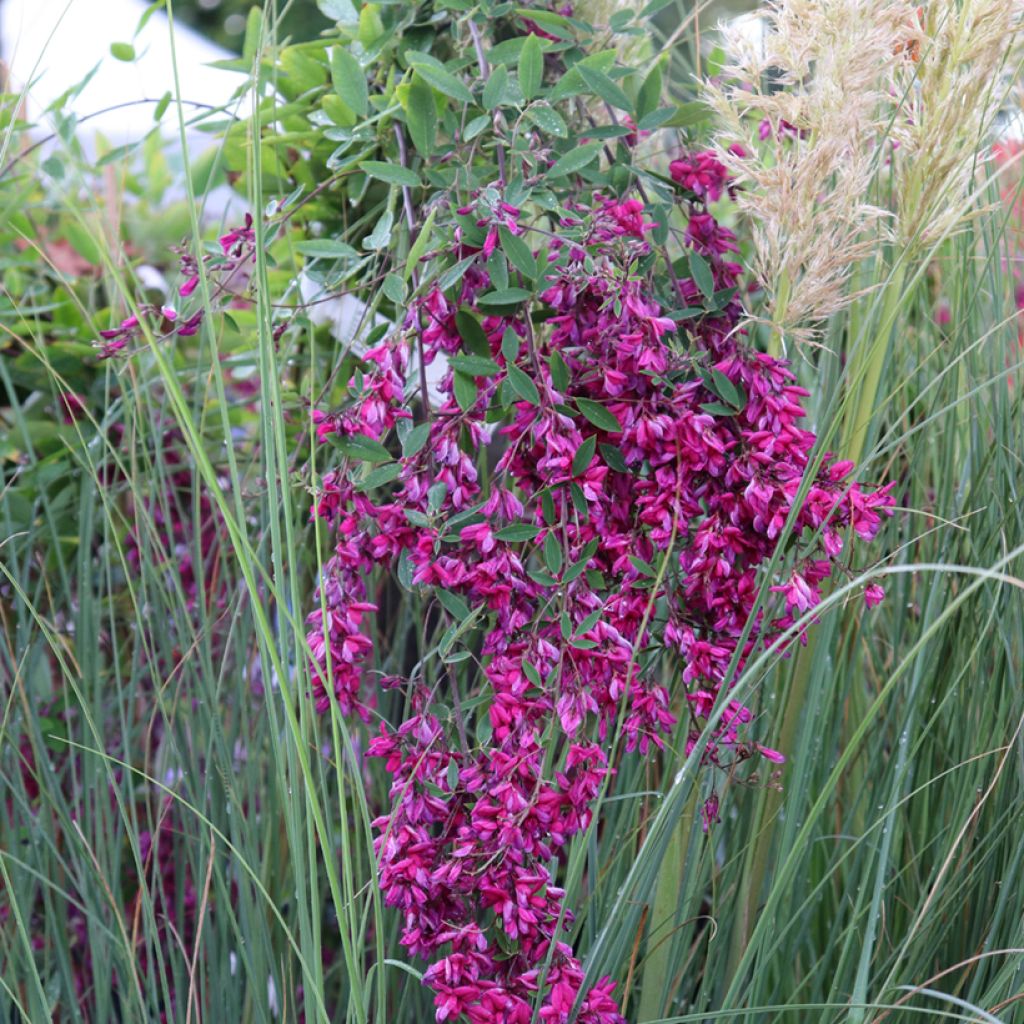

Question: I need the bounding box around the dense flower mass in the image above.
[307,157,893,1020]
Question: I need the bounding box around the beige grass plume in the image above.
[703,0,922,347]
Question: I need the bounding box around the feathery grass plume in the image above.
[703,0,922,345]
[894,0,1024,250]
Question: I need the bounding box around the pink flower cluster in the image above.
[306,157,893,1021]
[96,213,257,358]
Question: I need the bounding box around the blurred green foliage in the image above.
[172,0,329,49]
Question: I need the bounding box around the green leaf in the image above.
[428,481,448,513]
[406,56,474,103]
[357,462,403,490]
[455,310,491,355]
[450,354,501,376]
[401,422,431,457]
[548,142,603,178]
[363,207,394,250]
[406,73,437,155]
[506,363,541,405]
[153,90,172,122]
[501,327,521,361]
[362,161,420,187]
[110,42,136,62]
[495,523,542,542]
[575,398,622,432]
[670,306,706,321]
[519,33,543,100]
[243,6,263,60]
[499,227,536,280]
[405,206,437,281]
[483,64,509,111]
[337,433,393,463]
[295,239,359,259]
[544,532,564,575]
[331,47,368,117]
[477,288,532,307]
[447,758,460,791]
[549,351,569,393]
[571,434,597,476]
[700,400,736,416]
[665,100,711,128]
[438,256,476,292]
[525,105,568,138]
[453,371,478,411]
[629,554,658,577]
[688,250,716,300]
[599,443,628,474]
[465,114,490,140]
[576,65,632,113]
[706,368,742,408]
[437,588,472,621]
[636,60,663,120]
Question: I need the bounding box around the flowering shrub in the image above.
[296,6,894,1017]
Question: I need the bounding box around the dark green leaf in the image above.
[357,462,403,490]
[362,161,420,187]
[549,350,569,393]
[450,354,501,376]
[544,532,564,574]
[337,433,393,463]
[495,523,542,542]
[688,250,715,300]
[525,105,568,138]
[296,239,359,259]
[629,554,658,577]
[440,255,478,291]
[636,59,663,120]
[407,73,437,155]
[547,142,603,178]
[428,481,448,513]
[599,443,628,473]
[401,422,431,457]
[700,401,738,416]
[437,588,472,620]
[572,434,597,476]
[501,327,521,361]
[407,57,473,103]
[519,33,543,100]
[500,227,536,280]
[577,65,633,113]
[506,362,541,405]
[455,310,491,355]
[575,397,622,432]
[483,64,509,111]
[453,371,479,411]
[477,288,532,307]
